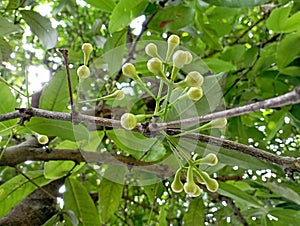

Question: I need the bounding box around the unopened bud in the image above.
[171,169,184,193]
[120,113,137,130]
[206,178,219,192]
[184,51,193,64]
[166,35,180,61]
[147,57,163,75]
[77,65,90,79]
[172,50,187,69]
[186,71,203,87]
[145,43,159,58]
[82,43,93,65]
[187,87,203,101]
[195,153,218,166]
[37,134,49,145]
[209,118,227,128]
[122,63,138,80]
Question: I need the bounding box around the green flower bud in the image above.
[145,43,159,58]
[82,43,93,65]
[122,63,138,80]
[185,71,204,87]
[147,57,163,75]
[171,169,184,193]
[206,178,219,192]
[101,90,125,101]
[191,184,202,197]
[120,113,137,130]
[195,153,218,166]
[172,50,187,69]
[209,118,227,129]
[37,134,49,145]
[184,181,197,195]
[187,87,203,101]
[77,65,90,79]
[184,51,193,65]
[166,35,180,61]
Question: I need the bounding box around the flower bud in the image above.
[82,43,93,66]
[209,118,227,129]
[185,71,204,87]
[184,181,198,195]
[171,169,184,193]
[166,35,180,61]
[102,90,125,101]
[187,87,203,101]
[120,113,137,130]
[145,43,159,58]
[195,153,218,166]
[122,63,138,80]
[184,51,193,65]
[191,185,202,197]
[172,50,187,69]
[147,57,163,75]
[37,134,49,145]
[77,65,90,79]
[206,178,219,192]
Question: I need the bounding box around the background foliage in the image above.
[0,0,300,225]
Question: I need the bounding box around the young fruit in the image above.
[206,178,219,192]
[145,43,159,58]
[185,71,204,87]
[191,184,202,197]
[120,113,137,130]
[195,153,218,166]
[122,63,138,80]
[77,65,90,79]
[37,134,49,145]
[171,169,184,193]
[187,87,203,101]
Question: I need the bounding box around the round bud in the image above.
[172,50,187,69]
[82,43,93,56]
[184,51,193,65]
[37,134,49,145]
[186,71,204,87]
[210,118,227,129]
[120,113,137,130]
[77,65,90,79]
[147,57,163,75]
[145,43,159,58]
[122,63,138,80]
[206,178,219,192]
[187,87,203,101]
[171,169,184,193]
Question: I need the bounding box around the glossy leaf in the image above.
[39,69,78,112]
[183,198,205,226]
[202,0,270,8]
[0,170,52,218]
[0,17,22,36]
[20,10,58,49]
[64,178,101,225]
[108,0,148,33]
[84,0,116,12]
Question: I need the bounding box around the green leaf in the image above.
[0,170,52,218]
[183,198,205,226]
[201,0,270,8]
[20,10,58,49]
[106,129,166,162]
[0,37,13,62]
[158,206,168,226]
[149,4,194,32]
[25,118,89,141]
[108,0,148,33]
[98,175,123,222]
[44,161,75,179]
[6,0,21,10]
[64,178,101,226]
[277,31,300,69]
[266,3,300,33]
[0,17,22,36]
[84,0,116,12]
[218,181,262,208]
[266,182,300,205]
[39,69,78,112]
[203,58,236,72]
[0,82,17,132]
[267,208,300,225]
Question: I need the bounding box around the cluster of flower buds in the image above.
[77,43,93,79]
[171,153,219,197]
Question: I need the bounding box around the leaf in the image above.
[108,0,148,33]
[183,198,205,226]
[84,0,116,12]
[0,37,13,62]
[203,58,236,73]
[20,10,58,49]
[98,175,123,222]
[0,16,22,36]
[0,82,17,132]
[267,208,300,225]
[106,129,166,162]
[44,161,75,179]
[266,3,300,33]
[25,117,89,141]
[201,0,270,8]
[149,4,194,32]
[277,31,300,69]
[64,178,101,226]
[39,69,78,112]
[0,170,52,218]
[218,181,262,208]
[266,182,300,205]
